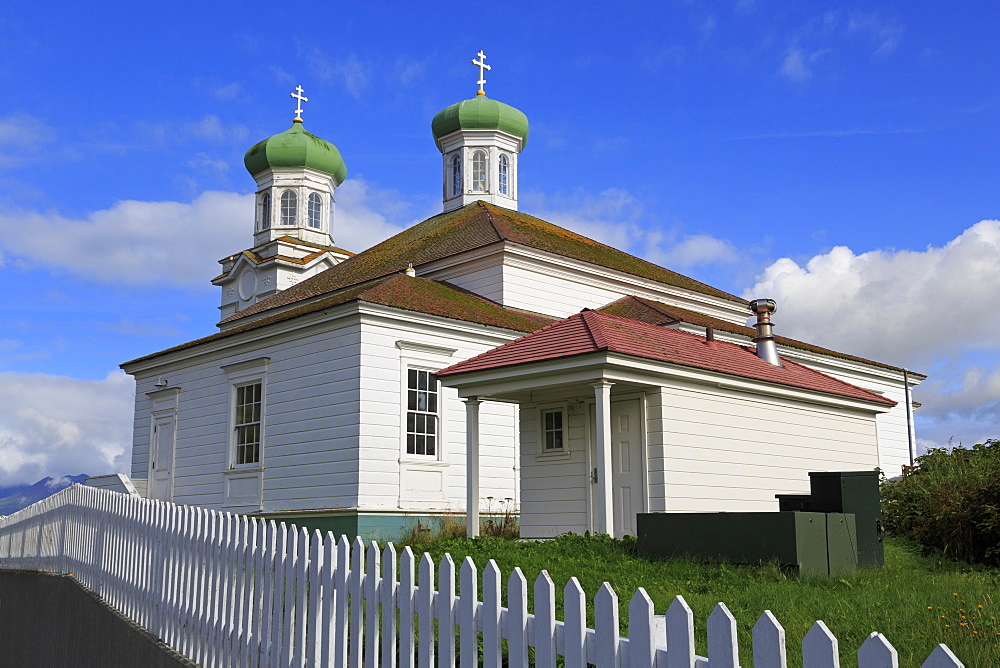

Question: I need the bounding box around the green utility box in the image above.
[776,470,883,568]
[636,512,858,577]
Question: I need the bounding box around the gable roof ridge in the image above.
[481,201,506,240]
[434,310,587,375]
[580,309,611,350]
[630,295,682,322]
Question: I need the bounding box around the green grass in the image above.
[397,534,999,667]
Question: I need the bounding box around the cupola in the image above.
[432,51,528,212]
[213,86,353,321]
[243,85,347,248]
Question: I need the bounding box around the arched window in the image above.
[260,193,271,230]
[307,193,322,229]
[280,190,297,226]
[472,150,488,193]
[498,154,509,195]
[451,154,461,197]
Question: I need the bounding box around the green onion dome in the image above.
[432,94,529,148]
[244,121,347,185]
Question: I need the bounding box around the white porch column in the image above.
[592,380,614,536]
[464,397,482,538]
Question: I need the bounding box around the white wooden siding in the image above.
[129,318,364,513]
[355,315,519,513]
[650,384,879,513]
[518,401,591,538]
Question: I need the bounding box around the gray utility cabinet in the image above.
[776,470,883,568]
[636,511,858,577]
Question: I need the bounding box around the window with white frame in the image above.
[498,153,509,195]
[406,368,438,456]
[233,382,262,465]
[280,190,297,226]
[542,408,565,451]
[307,192,322,229]
[260,193,271,230]
[450,153,461,196]
[471,149,488,192]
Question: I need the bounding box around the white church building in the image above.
[96,55,923,541]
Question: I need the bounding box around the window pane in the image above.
[261,193,271,230]
[408,368,417,389]
[428,392,437,413]
[416,392,427,411]
[280,191,297,225]
[425,435,436,456]
[472,150,487,192]
[407,433,415,454]
[408,390,417,411]
[417,370,427,390]
[308,193,322,228]
[499,154,508,195]
[415,434,425,455]
[451,155,461,196]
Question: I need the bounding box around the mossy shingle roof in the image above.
[222,201,743,325]
[437,309,896,407]
[122,275,552,367]
[599,295,922,375]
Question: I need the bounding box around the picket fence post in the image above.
[0,488,974,668]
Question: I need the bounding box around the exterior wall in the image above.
[650,383,880,513]
[126,305,523,524]
[355,310,520,515]
[427,259,506,309]
[128,315,364,513]
[518,391,593,539]
[778,351,915,478]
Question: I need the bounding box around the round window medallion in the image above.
[238,270,257,301]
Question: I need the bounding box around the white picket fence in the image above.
[0,484,964,667]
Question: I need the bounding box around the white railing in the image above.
[0,484,963,667]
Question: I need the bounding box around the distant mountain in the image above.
[0,475,90,516]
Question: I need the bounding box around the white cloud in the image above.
[523,188,743,271]
[0,114,56,167]
[653,234,741,269]
[0,191,252,286]
[0,370,134,487]
[304,48,372,99]
[746,220,1000,449]
[333,179,431,252]
[0,177,440,286]
[780,48,812,81]
[0,114,55,148]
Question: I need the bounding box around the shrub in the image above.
[882,439,1000,566]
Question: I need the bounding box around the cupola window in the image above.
[307,193,322,229]
[260,193,271,230]
[472,150,488,193]
[498,154,509,195]
[451,154,461,197]
[280,190,297,226]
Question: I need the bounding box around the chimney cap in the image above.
[748,298,777,317]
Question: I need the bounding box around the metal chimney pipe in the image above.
[748,298,782,367]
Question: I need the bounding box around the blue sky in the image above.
[0,1,998,484]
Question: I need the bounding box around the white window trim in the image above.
[222,357,269,471]
[537,403,569,457]
[397,341,456,464]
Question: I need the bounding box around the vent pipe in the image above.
[748,299,782,367]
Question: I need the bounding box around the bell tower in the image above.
[431,51,529,212]
[213,86,352,321]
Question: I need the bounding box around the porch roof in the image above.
[436,309,895,407]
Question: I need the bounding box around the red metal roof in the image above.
[437,309,895,406]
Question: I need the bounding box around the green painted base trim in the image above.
[254,510,462,543]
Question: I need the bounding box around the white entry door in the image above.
[591,398,645,537]
[149,413,176,501]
